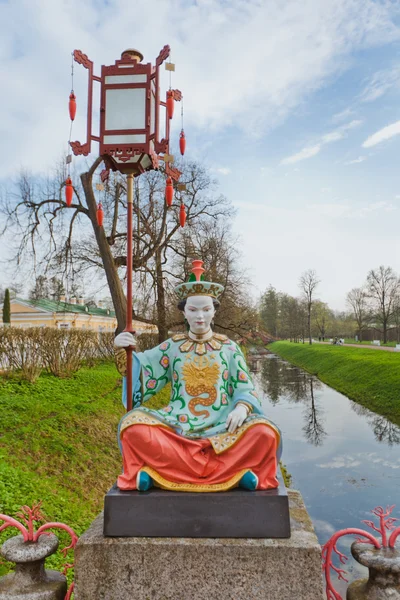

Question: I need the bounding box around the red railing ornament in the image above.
[323,504,400,600]
[65,177,73,207]
[69,92,76,121]
[179,202,187,227]
[0,503,78,600]
[97,202,104,226]
[165,176,173,207]
[167,90,174,119]
[179,129,186,156]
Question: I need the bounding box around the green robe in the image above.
[118,333,281,455]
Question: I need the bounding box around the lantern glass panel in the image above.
[150,90,155,135]
[105,74,147,84]
[140,155,152,169]
[105,88,146,130]
[104,134,146,143]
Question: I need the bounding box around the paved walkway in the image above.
[317,341,396,352]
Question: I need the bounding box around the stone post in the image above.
[346,542,400,600]
[74,489,324,600]
[0,533,67,600]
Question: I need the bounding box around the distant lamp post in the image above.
[68,45,186,411]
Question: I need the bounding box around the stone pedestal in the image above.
[104,484,290,538]
[346,542,400,600]
[75,489,324,600]
[0,534,67,600]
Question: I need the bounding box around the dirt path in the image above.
[318,341,396,352]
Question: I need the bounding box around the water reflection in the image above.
[256,356,327,446]
[250,352,400,557]
[349,401,400,446]
[302,379,327,447]
[251,352,400,448]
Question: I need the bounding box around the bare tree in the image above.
[299,269,320,344]
[366,266,400,344]
[163,218,257,340]
[0,158,232,332]
[346,287,371,342]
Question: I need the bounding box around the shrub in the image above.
[0,327,43,382]
[39,329,98,378]
[0,328,119,380]
[98,332,115,360]
[136,332,159,352]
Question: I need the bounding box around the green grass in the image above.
[269,341,400,426]
[0,362,173,580]
[0,362,125,579]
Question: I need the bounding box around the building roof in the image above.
[15,298,116,318]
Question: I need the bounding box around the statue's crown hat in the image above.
[174,260,224,302]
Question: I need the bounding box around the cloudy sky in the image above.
[1,0,400,309]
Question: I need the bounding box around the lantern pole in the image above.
[125,172,134,412]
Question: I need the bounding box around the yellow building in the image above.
[3,297,156,334]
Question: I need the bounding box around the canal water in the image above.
[250,352,400,586]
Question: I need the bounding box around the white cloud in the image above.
[359,201,396,213]
[360,65,400,102]
[0,0,399,177]
[322,131,345,143]
[211,167,231,176]
[280,119,363,165]
[331,107,355,123]
[306,200,396,219]
[342,119,363,131]
[362,120,400,148]
[345,156,367,165]
[280,144,321,165]
[307,203,351,218]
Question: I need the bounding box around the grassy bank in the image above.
[269,341,400,426]
[0,362,125,577]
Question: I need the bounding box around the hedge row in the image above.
[0,327,115,382]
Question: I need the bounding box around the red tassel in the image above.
[65,177,73,207]
[179,203,187,227]
[69,92,76,121]
[165,176,173,207]
[97,203,104,227]
[179,129,186,156]
[166,90,174,119]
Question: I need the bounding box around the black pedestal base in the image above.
[103,484,291,538]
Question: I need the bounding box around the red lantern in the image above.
[65,177,73,207]
[69,92,76,121]
[97,203,104,227]
[165,176,173,207]
[167,90,174,119]
[179,129,186,156]
[179,203,187,227]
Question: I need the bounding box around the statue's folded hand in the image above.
[226,404,248,434]
[114,332,136,348]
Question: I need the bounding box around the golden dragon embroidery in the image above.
[182,355,220,418]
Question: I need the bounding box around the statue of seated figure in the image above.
[114,260,282,492]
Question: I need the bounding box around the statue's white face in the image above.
[184,295,215,334]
